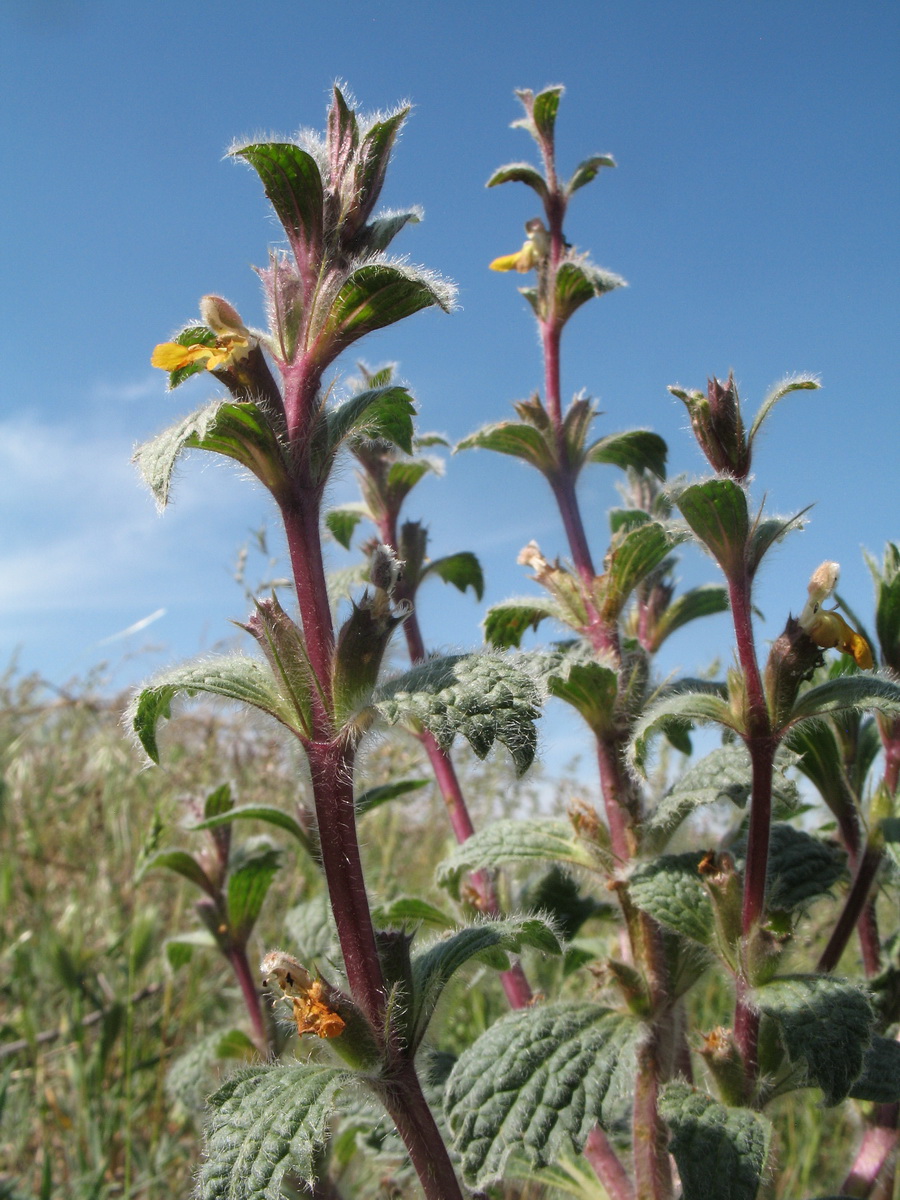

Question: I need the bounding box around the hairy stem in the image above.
[583,1128,636,1200]
[818,842,884,973]
[306,739,386,1030]
[376,1060,466,1200]
[727,568,773,1082]
[632,1030,675,1200]
[226,944,271,1054]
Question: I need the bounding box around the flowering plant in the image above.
[134,85,900,1200]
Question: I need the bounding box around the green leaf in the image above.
[486,161,549,202]
[355,778,428,818]
[325,504,368,550]
[437,817,607,899]
[585,428,667,480]
[747,508,811,579]
[483,598,563,649]
[226,844,281,942]
[189,805,314,856]
[647,744,799,850]
[374,653,540,776]
[868,542,900,671]
[532,86,564,141]
[597,521,685,622]
[231,142,323,260]
[371,896,456,930]
[566,154,617,195]
[421,552,484,600]
[445,1002,639,1188]
[350,207,421,255]
[134,401,289,510]
[746,375,820,450]
[198,1063,348,1199]
[239,595,316,739]
[351,108,409,224]
[555,260,626,324]
[131,655,304,763]
[675,478,749,577]
[165,930,217,969]
[628,854,713,945]
[140,850,216,897]
[545,656,619,737]
[455,419,555,474]
[752,975,875,1104]
[283,894,337,962]
[316,386,416,478]
[321,262,454,355]
[651,584,730,651]
[785,674,900,733]
[659,1083,772,1200]
[629,683,735,776]
[733,824,846,912]
[410,916,564,1049]
[847,1035,900,1102]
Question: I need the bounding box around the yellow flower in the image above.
[490,218,550,273]
[798,561,874,669]
[151,295,252,373]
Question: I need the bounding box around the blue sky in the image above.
[1,1,898,771]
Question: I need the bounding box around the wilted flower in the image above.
[798,562,873,669]
[260,950,346,1039]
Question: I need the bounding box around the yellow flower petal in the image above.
[807,610,873,669]
[151,341,215,371]
[489,251,524,272]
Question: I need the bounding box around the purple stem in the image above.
[226,944,271,1054]
[375,1059,466,1200]
[817,842,884,974]
[727,568,774,1083]
[842,1122,898,1198]
[583,1128,636,1200]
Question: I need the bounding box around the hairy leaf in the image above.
[746,375,820,450]
[422,551,484,599]
[374,653,540,775]
[445,1002,639,1188]
[567,153,617,195]
[628,854,713,945]
[141,850,217,898]
[455,419,555,473]
[197,1063,348,1199]
[585,428,667,480]
[848,1035,900,1103]
[226,844,281,941]
[313,386,416,479]
[231,142,324,261]
[675,478,749,578]
[752,975,875,1104]
[325,504,368,549]
[651,584,730,651]
[131,656,303,763]
[410,916,564,1048]
[659,1083,772,1200]
[371,896,456,930]
[733,824,846,912]
[785,674,900,733]
[188,805,314,857]
[283,894,338,963]
[355,778,428,818]
[483,597,564,649]
[322,262,454,355]
[647,744,800,850]
[629,683,734,776]
[867,542,900,672]
[486,161,550,202]
[596,522,685,623]
[135,401,289,510]
[555,260,626,324]
[437,817,607,899]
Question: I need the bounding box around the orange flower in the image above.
[260,950,346,1039]
[151,295,252,374]
[798,561,874,669]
